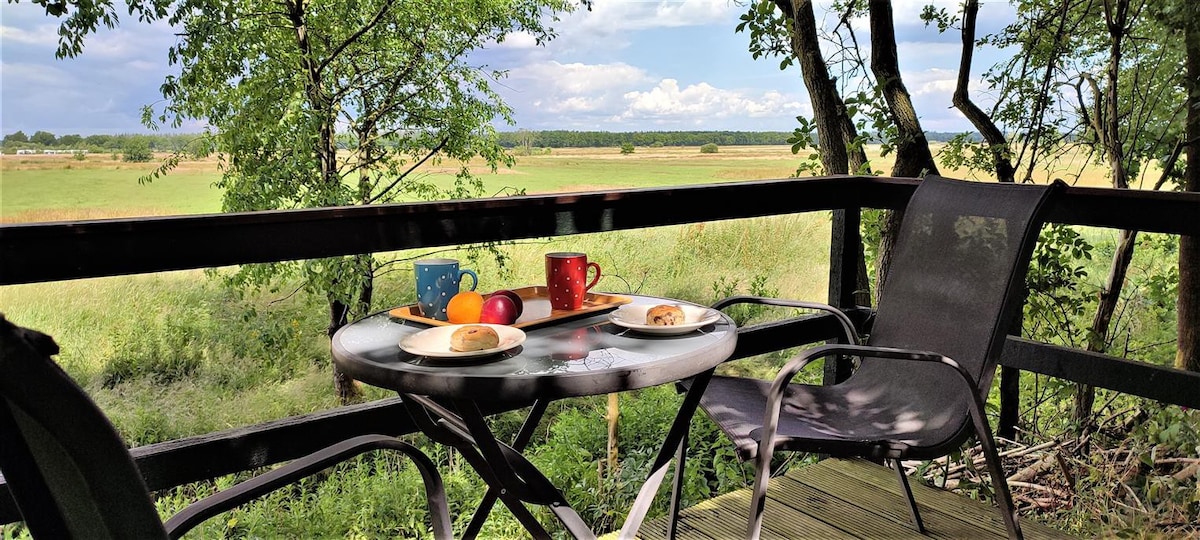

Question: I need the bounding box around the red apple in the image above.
[489,289,524,318]
[480,295,519,325]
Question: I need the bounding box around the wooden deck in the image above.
[633,458,1073,539]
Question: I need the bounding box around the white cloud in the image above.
[510,61,650,93]
[905,67,958,96]
[0,62,74,87]
[0,24,59,47]
[495,31,541,49]
[620,79,805,123]
[578,0,732,32]
[547,0,737,52]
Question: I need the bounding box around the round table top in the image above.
[331,294,738,402]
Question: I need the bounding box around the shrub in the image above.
[122,137,152,162]
[619,142,635,154]
[700,143,719,154]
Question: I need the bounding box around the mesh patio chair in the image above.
[0,314,452,539]
[685,176,1062,540]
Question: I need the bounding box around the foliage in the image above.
[29,130,57,146]
[127,0,573,341]
[709,273,779,327]
[619,142,635,154]
[3,130,28,143]
[121,136,153,162]
[1024,224,1095,346]
[699,143,719,154]
[523,387,750,533]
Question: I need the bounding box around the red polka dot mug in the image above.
[545,252,602,311]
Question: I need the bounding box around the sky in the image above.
[0,0,1017,137]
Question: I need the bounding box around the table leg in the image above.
[403,394,597,538]
[463,399,550,540]
[617,368,715,540]
[453,399,597,539]
[401,395,554,538]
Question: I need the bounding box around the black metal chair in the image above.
[0,314,452,539]
[686,176,1061,539]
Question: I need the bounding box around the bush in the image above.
[700,143,719,154]
[619,142,635,155]
[122,137,153,162]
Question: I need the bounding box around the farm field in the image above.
[1,142,1128,223]
[0,143,1173,537]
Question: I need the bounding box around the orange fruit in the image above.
[446,291,484,323]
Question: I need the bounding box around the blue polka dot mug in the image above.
[414,258,478,321]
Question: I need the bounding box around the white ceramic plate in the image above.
[399,324,526,360]
[608,304,721,335]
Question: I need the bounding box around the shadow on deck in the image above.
[635,459,1073,539]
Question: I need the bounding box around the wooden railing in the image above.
[2,176,1198,525]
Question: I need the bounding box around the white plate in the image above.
[608,304,721,335]
[399,324,526,360]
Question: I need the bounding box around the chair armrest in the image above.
[711,295,861,345]
[757,343,986,458]
[164,434,451,540]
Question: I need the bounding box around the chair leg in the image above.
[747,440,774,540]
[966,393,1024,540]
[667,430,688,540]
[974,423,1024,540]
[890,459,925,534]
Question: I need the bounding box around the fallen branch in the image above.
[1171,461,1200,481]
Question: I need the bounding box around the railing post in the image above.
[824,208,860,385]
[998,365,1019,441]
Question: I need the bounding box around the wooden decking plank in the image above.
[666,480,854,539]
[812,459,1072,539]
[792,462,1006,539]
[629,513,715,540]
[716,485,851,539]
[766,475,928,539]
[636,458,1077,539]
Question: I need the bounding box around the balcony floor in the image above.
[634,458,1074,539]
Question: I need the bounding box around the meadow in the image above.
[0,144,1179,537]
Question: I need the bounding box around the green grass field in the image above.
[0,144,1174,537]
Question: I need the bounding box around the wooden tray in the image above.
[388,286,632,330]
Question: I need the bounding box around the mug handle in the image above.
[583,262,601,292]
[458,269,479,291]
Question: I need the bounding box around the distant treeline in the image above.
[3,129,979,154]
[495,130,793,148]
[2,130,201,154]
[493,130,978,149]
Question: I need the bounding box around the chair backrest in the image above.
[853,176,1060,454]
[0,314,168,539]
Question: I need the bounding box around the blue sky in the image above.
[1,0,1014,137]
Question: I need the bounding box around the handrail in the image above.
[2,177,1197,285]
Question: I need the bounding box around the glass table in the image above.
[331,294,738,539]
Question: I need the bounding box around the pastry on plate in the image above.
[450,325,500,352]
[646,305,685,326]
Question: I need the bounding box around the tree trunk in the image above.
[779,0,872,306]
[328,298,362,403]
[289,0,364,402]
[1075,228,1137,424]
[868,0,939,293]
[1075,0,1134,429]
[782,0,848,176]
[1179,12,1200,372]
[953,0,1016,183]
